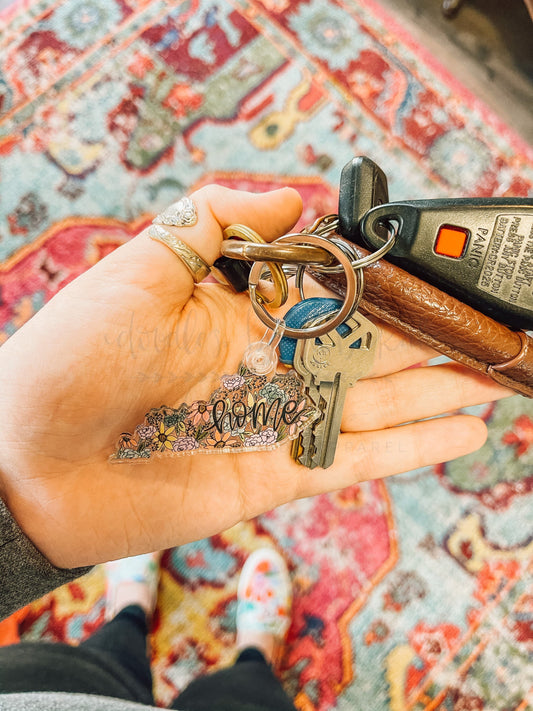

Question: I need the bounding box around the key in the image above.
[279,297,336,464]
[279,297,378,469]
[360,198,533,330]
[338,156,389,243]
[279,297,353,468]
[298,310,378,469]
[291,334,325,467]
[283,314,324,468]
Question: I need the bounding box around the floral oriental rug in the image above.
[1,1,533,709]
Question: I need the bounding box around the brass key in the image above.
[291,332,324,468]
[296,312,378,469]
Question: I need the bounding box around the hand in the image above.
[0,186,511,568]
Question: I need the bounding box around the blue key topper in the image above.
[279,297,352,365]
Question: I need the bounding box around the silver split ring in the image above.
[249,234,361,339]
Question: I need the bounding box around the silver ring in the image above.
[312,220,397,274]
[302,214,339,237]
[295,262,364,314]
[153,196,198,227]
[249,234,360,339]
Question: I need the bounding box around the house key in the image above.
[279,298,379,469]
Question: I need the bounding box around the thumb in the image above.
[196,184,304,250]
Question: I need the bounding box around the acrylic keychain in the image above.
[111,228,359,462]
[111,318,320,461]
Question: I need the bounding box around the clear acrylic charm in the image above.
[111,361,319,462]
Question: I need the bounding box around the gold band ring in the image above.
[149,225,211,283]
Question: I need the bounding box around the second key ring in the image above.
[249,233,361,339]
[223,224,288,308]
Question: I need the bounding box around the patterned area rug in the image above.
[1,1,533,709]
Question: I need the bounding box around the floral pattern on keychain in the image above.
[112,365,319,461]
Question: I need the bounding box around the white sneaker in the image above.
[103,551,161,621]
[236,548,292,664]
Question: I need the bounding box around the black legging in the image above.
[0,605,297,711]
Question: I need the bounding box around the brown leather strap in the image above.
[310,241,533,398]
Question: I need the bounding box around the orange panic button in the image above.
[434,224,469,258]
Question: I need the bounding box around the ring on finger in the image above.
[148,224,211,283]
[153,196,198,227]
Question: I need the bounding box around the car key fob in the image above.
[338,156,389,242]
[360,198,533,330]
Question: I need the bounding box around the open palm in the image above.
[0,186,510,569]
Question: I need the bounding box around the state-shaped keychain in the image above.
[111,322,319,462]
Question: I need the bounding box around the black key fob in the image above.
[338,156,389,242]
[360,198,533,330]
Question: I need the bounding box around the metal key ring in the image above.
[301,214,339,236]
[295,261,364,313]
[223,224,289,308]
[312,220,397,274]
[223,220,396,275]
[249,234,360,339]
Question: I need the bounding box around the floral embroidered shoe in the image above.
[103,551,161,622]
[236,548,292,666]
